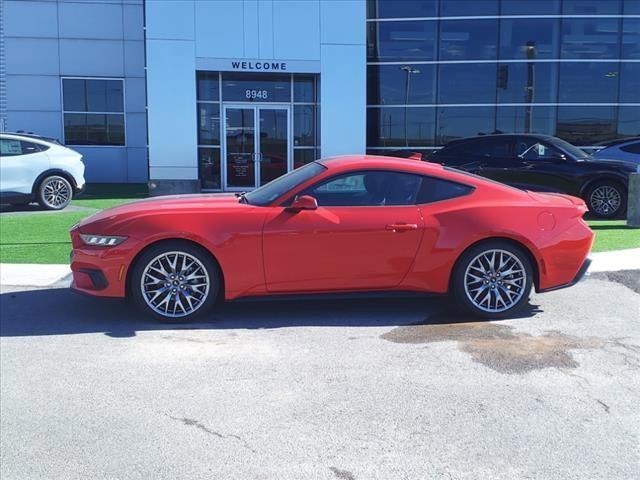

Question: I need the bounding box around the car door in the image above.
[513,137,578,193]
[475,137,520,185]
[0,139,49,194]
[262,170,425,293]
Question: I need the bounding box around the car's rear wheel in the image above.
[585,181,626,219]
[130,241,220,323]
[37,175,73,210]
[452,241,533,319]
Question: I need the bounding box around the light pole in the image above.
[400,65,420,147]
[524,41,536,133]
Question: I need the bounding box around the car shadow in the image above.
[0,287,542,338]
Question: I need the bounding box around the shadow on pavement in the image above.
[0,287,541,338]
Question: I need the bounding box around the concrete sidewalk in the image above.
[1,248,638,288]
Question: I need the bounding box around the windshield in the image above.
[548,137,592,160]
[244,162,327,206]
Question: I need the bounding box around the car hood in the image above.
[583,157,638,171]
[78,193,241,230]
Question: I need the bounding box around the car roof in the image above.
[597,137,640,148]
[445,133,555,145]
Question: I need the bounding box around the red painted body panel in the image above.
[69,155,594,300]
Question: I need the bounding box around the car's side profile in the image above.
[0,132,85,210]
[70,156,593,322]
[428,134,636,219]
[593,137,640,165]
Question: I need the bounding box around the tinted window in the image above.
[245,162,325,206]
[562,0,621,14]
[63,79,124,112]
[559,62,619,103]
[618,106,640,137]
[621,142,640,154]
[294,106,316,146]
[622,18,640,59]
[367,64,436,105]
[64,113,125,146]
[439,140,480,157]
[197,103,220,145]
[367,107,436,147]
[438,63,497,104]
[367,0,437,18]
[416,176,473,204]
[302,170,422,206]
[440,0,498,16]
[1,139,23,156]
[293,149,317,169]
[561,18,620,59]
[496,62,558,104]
[625,0,640,14]
[499,18,559,60]
[495,106,557,136]
[481,138,513,158]
[439,19,498,60]
[435,107,496,144]
[198,148,221,190]
[556,106,618,144]
[197,72,220,101]
[620,63,640,103]
[500,0,560,15]
[367,21,437,61]
[294,76,315,103]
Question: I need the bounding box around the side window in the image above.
[21,141,47,155]
[482,138,513,159]
[416,176,474,204]
[302,170,423,206]
[519,140,560,161]
[0,139,23,156]
[621,143,640,154]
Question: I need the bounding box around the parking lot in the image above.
[0,271,638,480]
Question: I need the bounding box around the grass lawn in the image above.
[1,194,639,264]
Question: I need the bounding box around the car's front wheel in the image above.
[452,241,533,319]
[37,175,73,210]
[585,181,626,219]
[130,241,220,323]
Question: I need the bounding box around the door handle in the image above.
[386,223,418,232]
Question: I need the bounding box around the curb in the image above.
[1,248,639,289]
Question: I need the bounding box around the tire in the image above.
[452,240,534,319]
[585,180,627,219]
[37,175,73,210]
[130,241,220,323]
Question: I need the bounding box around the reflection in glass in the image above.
[367,107,436,147]
[438,63,497,104]
[625,0,640,14]
[618,106,640,137]
[439,19,498,60]
[259,109,288,185]
[439,0,498,16]
[559,62,619,103]
[199,148,221,190]
[225,108,255,189]
[436,107,496,144]
[368,64,436,105]
[620,63,640,103]
[367,21,437,61]
[222,73,290,102]
[63,79,123,112]
[366,0,437,18]
[556,106,618,144]
[499,18,560,60]
[197,72,220,101]
[496,62,558,104]
[561,18,620,59]
[197,103,221,145]
[64,113,125,146]
[495,106,557,136]
[562,0,621,14]
[294,106,315,146]
[500,0,560,15]
[294,76,315,103]
[294,149,316,169]
[622,18,640,59]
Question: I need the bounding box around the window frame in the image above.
[61,76,126,147]
[282,168,474,207]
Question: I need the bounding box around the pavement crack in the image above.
[167,415,256,453]
[329,467,356,480]
[595,399,610,414]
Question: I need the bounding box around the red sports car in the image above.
[70,155,593,322]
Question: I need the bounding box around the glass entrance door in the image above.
[223,105,290,190]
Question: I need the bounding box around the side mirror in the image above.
[551,154,567,163]
[286,195,318,213]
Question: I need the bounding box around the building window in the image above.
[62,78,125,146]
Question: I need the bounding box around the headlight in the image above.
[79,234,128,247]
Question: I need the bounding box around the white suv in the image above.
[0,132,86,210]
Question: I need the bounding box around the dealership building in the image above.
[1,0,639,192]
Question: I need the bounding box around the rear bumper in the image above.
[538,258,591,293]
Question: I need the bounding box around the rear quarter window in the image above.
[416,176,474,204]
[621,143,640,154]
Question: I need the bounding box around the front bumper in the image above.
[538,258,591,293]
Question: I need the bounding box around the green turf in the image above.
[587,220,640,253]
[1,199,638,263]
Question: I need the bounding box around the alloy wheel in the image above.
[140,251,210,318]
[589,185,621,216]
[463,249,527,313]
[42,177,71,209]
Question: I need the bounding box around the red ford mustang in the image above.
[70,155,593,322]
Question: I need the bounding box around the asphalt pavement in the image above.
[1,273,639,480]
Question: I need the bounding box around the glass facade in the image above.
[366,0,640,152]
